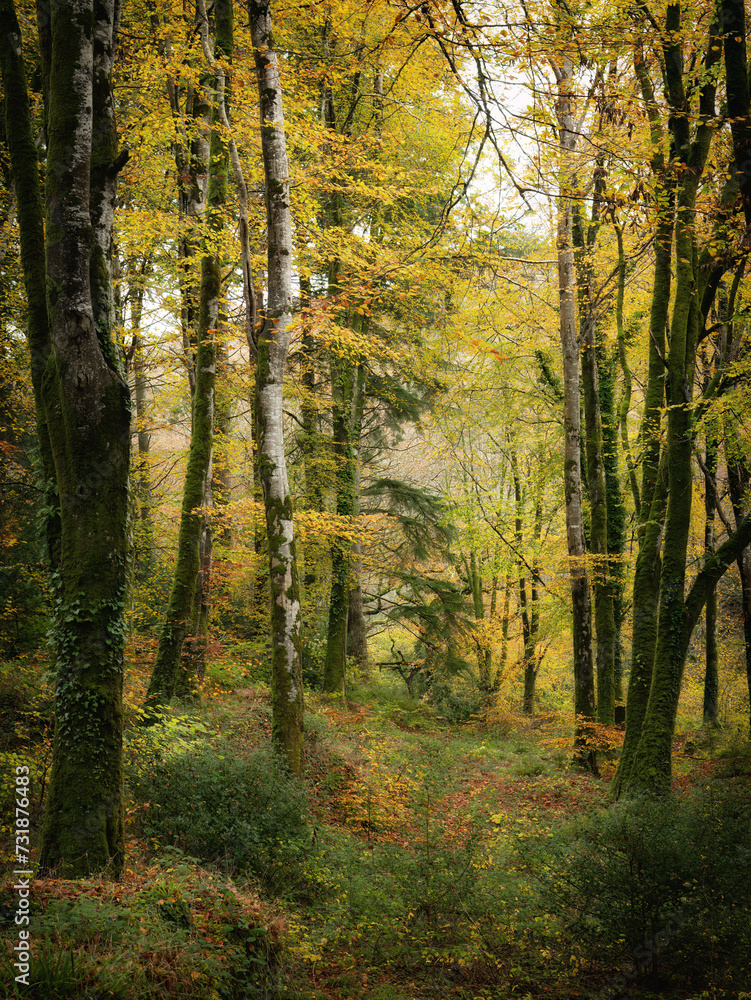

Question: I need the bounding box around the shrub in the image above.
[528,787,751,992]
[428,677,481,723]
[126,733,313,891]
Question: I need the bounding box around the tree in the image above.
[551,48,596,767]
[145,0,229,711]
[615,1,751,796]
[0,0,130,875]
[249,0,304,773]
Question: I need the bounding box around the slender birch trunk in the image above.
[250,0,304,772]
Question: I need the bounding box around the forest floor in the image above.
[1,654,750,1000]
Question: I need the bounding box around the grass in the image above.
[1,659,750,1000]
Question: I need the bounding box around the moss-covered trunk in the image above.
[703,433,719,727]
[322,352,360,694]
[1,0,131,876]
[611,42,672,800]
[512,449,542,714]
[347,538,369,670]
[465,547,490,698]
[581,317,615,724]
[597,325,627,707]
[250,0,304,773]
[623,8,720,795]
[128,269,155,579]
[346,362,368,670]
[492,571,512,693]
[0,0,60,570]
[146,0,232,710]
[726,439,751,732]
[573,194,616,726]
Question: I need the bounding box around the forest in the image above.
[1,0,751,996]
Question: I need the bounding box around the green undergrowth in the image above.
[125,718,315,896]
[2,660,751,1000]
[0,850,281,999]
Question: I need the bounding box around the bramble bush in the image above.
[125,730,314,892]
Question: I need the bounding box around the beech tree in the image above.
[0,0,130,875]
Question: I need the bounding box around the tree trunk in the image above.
[346,363,368,670]
[623,9,721,795]
[727,439,751,732]
[322,348,359,693]
[213,333,233,548]
[703,434,719,727]
[0,0,59,573]
[250,0,304,772]
[347,539,368,670]
[492,571,512,693]
[146,0,231,711]
[2,0,131,876]
[581,314,616,724]
[127,262,155,580]
[466,548,491,698]
[598,333,627,707]
[573,192,616,726]
[615,222,640,521]
[512,449,542,714]
[611,43,673,799]
[552,55,596,768]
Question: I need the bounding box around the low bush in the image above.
[0,855,281,1000]
[527,786,751,993]
[125,730,314,892]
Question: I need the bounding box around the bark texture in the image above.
[250,0,304,772]
[2,0,131,876]
[553,55,596,767]
[619,8,731,796]
[322,352,361,693]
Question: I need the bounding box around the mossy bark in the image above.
[492,572,512,694]
[465,548,491,699]
[145,0,232,711]
[127,269,155,580]
[723,0,751,228]
[572,177,618,726]
[726,435,751,732]
[512,449,542,715]
[611,42,673,800]
[702,433,719,727]
[0,0,60,570]
[599,342,627,706]
[580,312,615,725]
[250,0,304,773]
[213,333,233,549]
[623,11,721,795]
[347,537,369,670]
[1,0,131,876]
[322,352,360,694]
[145,257,217,711]
[614,223,640,521]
